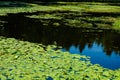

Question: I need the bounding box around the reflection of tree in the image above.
[35,28,120,56]
[0,13,120,56]
[101,31,120,56]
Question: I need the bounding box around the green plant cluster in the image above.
[27,14,62,19]
[0,36,120,80]
[0,2,120,31]
[0,2,120,16]
[113,17,120,31]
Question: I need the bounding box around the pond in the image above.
[0,13,120,70]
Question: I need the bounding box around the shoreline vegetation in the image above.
[0,1,120,79]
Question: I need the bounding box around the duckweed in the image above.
[0,36,120,79]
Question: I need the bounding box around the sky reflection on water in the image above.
[62,42,120,70]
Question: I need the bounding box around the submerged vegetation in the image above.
[0,37,120,80]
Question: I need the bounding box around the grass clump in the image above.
[0,36,120,79]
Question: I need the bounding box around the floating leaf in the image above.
[0,36,120,79]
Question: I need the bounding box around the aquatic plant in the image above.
[113,18,120,31]
[85,5,120,13]
[26,14,62,19]
[0,2,120,33]
[0,36,120,79]
[0,2,120,16]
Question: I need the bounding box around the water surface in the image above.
[0,13,120,70]
[62,42,120,70]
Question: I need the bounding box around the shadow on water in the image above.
[0,11,120,69]
[82,12,120,17]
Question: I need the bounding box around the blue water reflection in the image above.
[62,42,120,70]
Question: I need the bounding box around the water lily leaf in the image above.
[0,36,120,79]
[103,71,110,77]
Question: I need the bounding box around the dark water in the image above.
[0,13,120,70]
